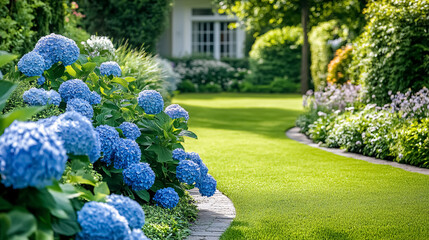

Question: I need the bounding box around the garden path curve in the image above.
[286,127,429,175]
[186,188,236,240]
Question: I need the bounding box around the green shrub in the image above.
[221,57,249,69]
[178,80,196,93]
[249,26,302,86]
[362,110,400,160]
[351,0,429,105]
[295,109,319,134]
[143,192,198,240]
[0,0,66,56]
[308,113,338,143]
[309,20,348,90]
[394,119,429,168]
[199,83,222,93]
[269,77,300,93]
[79,0,172,53]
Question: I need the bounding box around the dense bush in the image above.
[296,85,429,168]
[0,33,217,239]
[309,20,348,90]
[78,0,172,53]
[351,0,429,105]
[394,119,429,168]
[249,26,302,86]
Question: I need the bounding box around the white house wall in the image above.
[159,0,245,59]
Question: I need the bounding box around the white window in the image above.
[191,9,239,59]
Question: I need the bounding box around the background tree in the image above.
[78,0,172,53]
[217,0,366,93]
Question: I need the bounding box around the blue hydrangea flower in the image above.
[58,79,92,103]
[66,98,93,119]
[47,90,61,106]
[113,139,141,169]
[96,125,120,165]
[164,104,189,120]
[107,194,145,229]
[196,174,217,197]
[17,51,45,77]
[176,160,200,185]
[100,61,122,77]
[137,90,164,115]
[90,91,101,105]
[130,229,150,240]
[123,162,155,191]
[34,33,79,69]
[23,88,48,106]
[0,121,67,189]
[172,148,186,161]
[77,201,131,240]
[186,152,208,176]
[153,187,179,209]
[37,116,58,127]
[37,76,46,85]
[50,112,98,157]
[119,122,141,140]
[89,131,101,163]
[60,37,80,66]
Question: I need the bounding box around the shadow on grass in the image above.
[177,93,302,100]
[181,104,302,139]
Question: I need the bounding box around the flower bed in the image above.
[297,84,429,168]
[0,34,216,239]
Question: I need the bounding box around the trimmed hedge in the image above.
[249,26,302,86]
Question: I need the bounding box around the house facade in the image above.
[157,0,246,59]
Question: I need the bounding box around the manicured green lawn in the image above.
[175,93,429,240]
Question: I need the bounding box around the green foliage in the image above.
[79,0,172,53]
[114,42,165,96]
[309,20,348,89]
[221,57,250,69]
[178,80,196,93]
[249,26,302,86]
[269,77,300,93]
[0,0,66,56]
[351,0,429,105]
[394,119,429,168]
[143,192,198,240]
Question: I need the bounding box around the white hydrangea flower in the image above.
[82,35,115,58]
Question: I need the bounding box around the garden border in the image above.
[187,188,236,240]
[286,127,429,175]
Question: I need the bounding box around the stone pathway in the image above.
[187,188,236,240]
[286,127,429,175]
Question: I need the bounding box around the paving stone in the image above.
[186,189,236,240]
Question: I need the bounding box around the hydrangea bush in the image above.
[0,34,216,239]
[1,33,218,239]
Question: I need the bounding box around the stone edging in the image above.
[187,188,236,240]
[286,127,429,175]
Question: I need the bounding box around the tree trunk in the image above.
[300,0,310,94]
